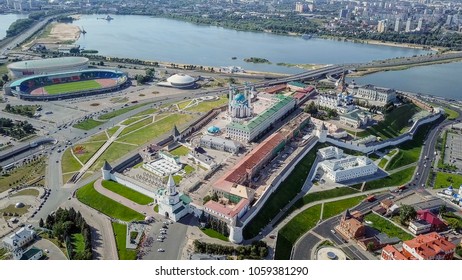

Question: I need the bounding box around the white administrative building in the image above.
[319,147,377,182]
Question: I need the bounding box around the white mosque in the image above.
[228,84,254,119]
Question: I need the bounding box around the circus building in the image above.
[157,73,197,89]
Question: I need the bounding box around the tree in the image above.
[305,101,318,114]
[367,242,375,252]
[211,192,219,202]
[39,218,44,228]
[399,204,417,225]
[439,205,447,215]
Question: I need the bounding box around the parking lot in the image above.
[444,130,462,170]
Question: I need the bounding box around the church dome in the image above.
[234,93,246,103]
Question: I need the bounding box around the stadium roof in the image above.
[167,73,195,85]
[8,57,89,71]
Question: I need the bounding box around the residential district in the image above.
[0,0,462,262]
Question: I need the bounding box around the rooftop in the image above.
[204,198,249,219]
[8,57,89,70]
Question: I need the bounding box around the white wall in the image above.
[112,173,158,200]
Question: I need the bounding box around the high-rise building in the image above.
[405,18,412,32]
[295,2,306,13]
[394,18,401,32]
[417,18,424,31]
[377,20,387,33]
[339,9,349,19]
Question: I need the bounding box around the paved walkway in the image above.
[93,179,156,217]
[74,125,126,182]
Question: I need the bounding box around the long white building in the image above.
[349,84,396,105]
[226,94,296,142]
[320,149,377,182]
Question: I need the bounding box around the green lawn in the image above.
[185,96,228,113]
[121,116,146,126]
[184,165,195,174]
[112,222,137,260]
[434,172,462,189]
[0,204,30,216]
[71,233,86,255]
[89,142,138,172]
[118,114,194,145]
[444,107,459,120]
[61,148,83,174]
[73,119,105,130]
[73,142,105,164]
[364,104,421,140]
[0,248,8,260]
[119,118,153,136]
[170,145,190,156]
[76,181,145,222]
[275,204,322,260]
[98,103,150,120]
[0,158,47,193]
[292,187,359,210]
[11,189,39,197]
[107,126,120,137]
[101,180,153,205]
[200,228,229,241]
[89,132,108,142]
[132,108,158,118]
[385,121,434,171]
[243,144,325,239]
[359,167,415,191]
[322,196,365,219]
[378,158,388,169]
[45,80,101,95]
[365,213,413,241]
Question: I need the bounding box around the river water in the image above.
[0,13,28,40]
[73,15,428,74]
[349,62,462,100]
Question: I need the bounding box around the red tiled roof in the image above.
[404,232,456,259]
[214,132,285,193]
[204,198,249,219]
[265,84,287,94]
[382,245,408,260]
[292,91,308,100]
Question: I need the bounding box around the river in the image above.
[348,62,462,100]
[73,14,428,74]
[0,13,28,40]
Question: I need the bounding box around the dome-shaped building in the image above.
[165,73,197,89]
[207,126,221,135]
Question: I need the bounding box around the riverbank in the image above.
[349,56,462,77]
[21,22,81,51]
[319,35,440,52]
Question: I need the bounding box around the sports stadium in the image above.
[6,69,130,101]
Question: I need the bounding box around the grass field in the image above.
[11,189,40,197]
[385,121,434,171]
[89,142,138,172]
[119,118,153,136]
[185,96,228,113]
[76,181,144,222]
[98,103,149,120]
[358,167,415,191]
[73,119,105,130]
[101,180,154,205]
[434,172,462,189]
[71,233,86,256]
[322,196,365,219]
[169,145,190,156]
[200,228,229,241]
[292,187,359,210]
[107,126,120,137]
[45,80,102,95]
[118,114,194,145]
[73,142,105,164]
[132,108,158,118]
[243,144,325,239]
[275,204,322,260]
[112,222,137,260]
[0,158,47,193]
[0,204,30,216]
[365,213,413,241]
[121,116,146,126]
[184,165,195,174]
[378,158,388,169]
[89,132,108,142]
[364,104,421,140]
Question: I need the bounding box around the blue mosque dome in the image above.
[207,126,221,134]
[234,93,246,103]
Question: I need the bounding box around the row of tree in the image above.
[4,104,39,118]
[193,240,268,260]
[41,207,93,260]
[0,118,35,140]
